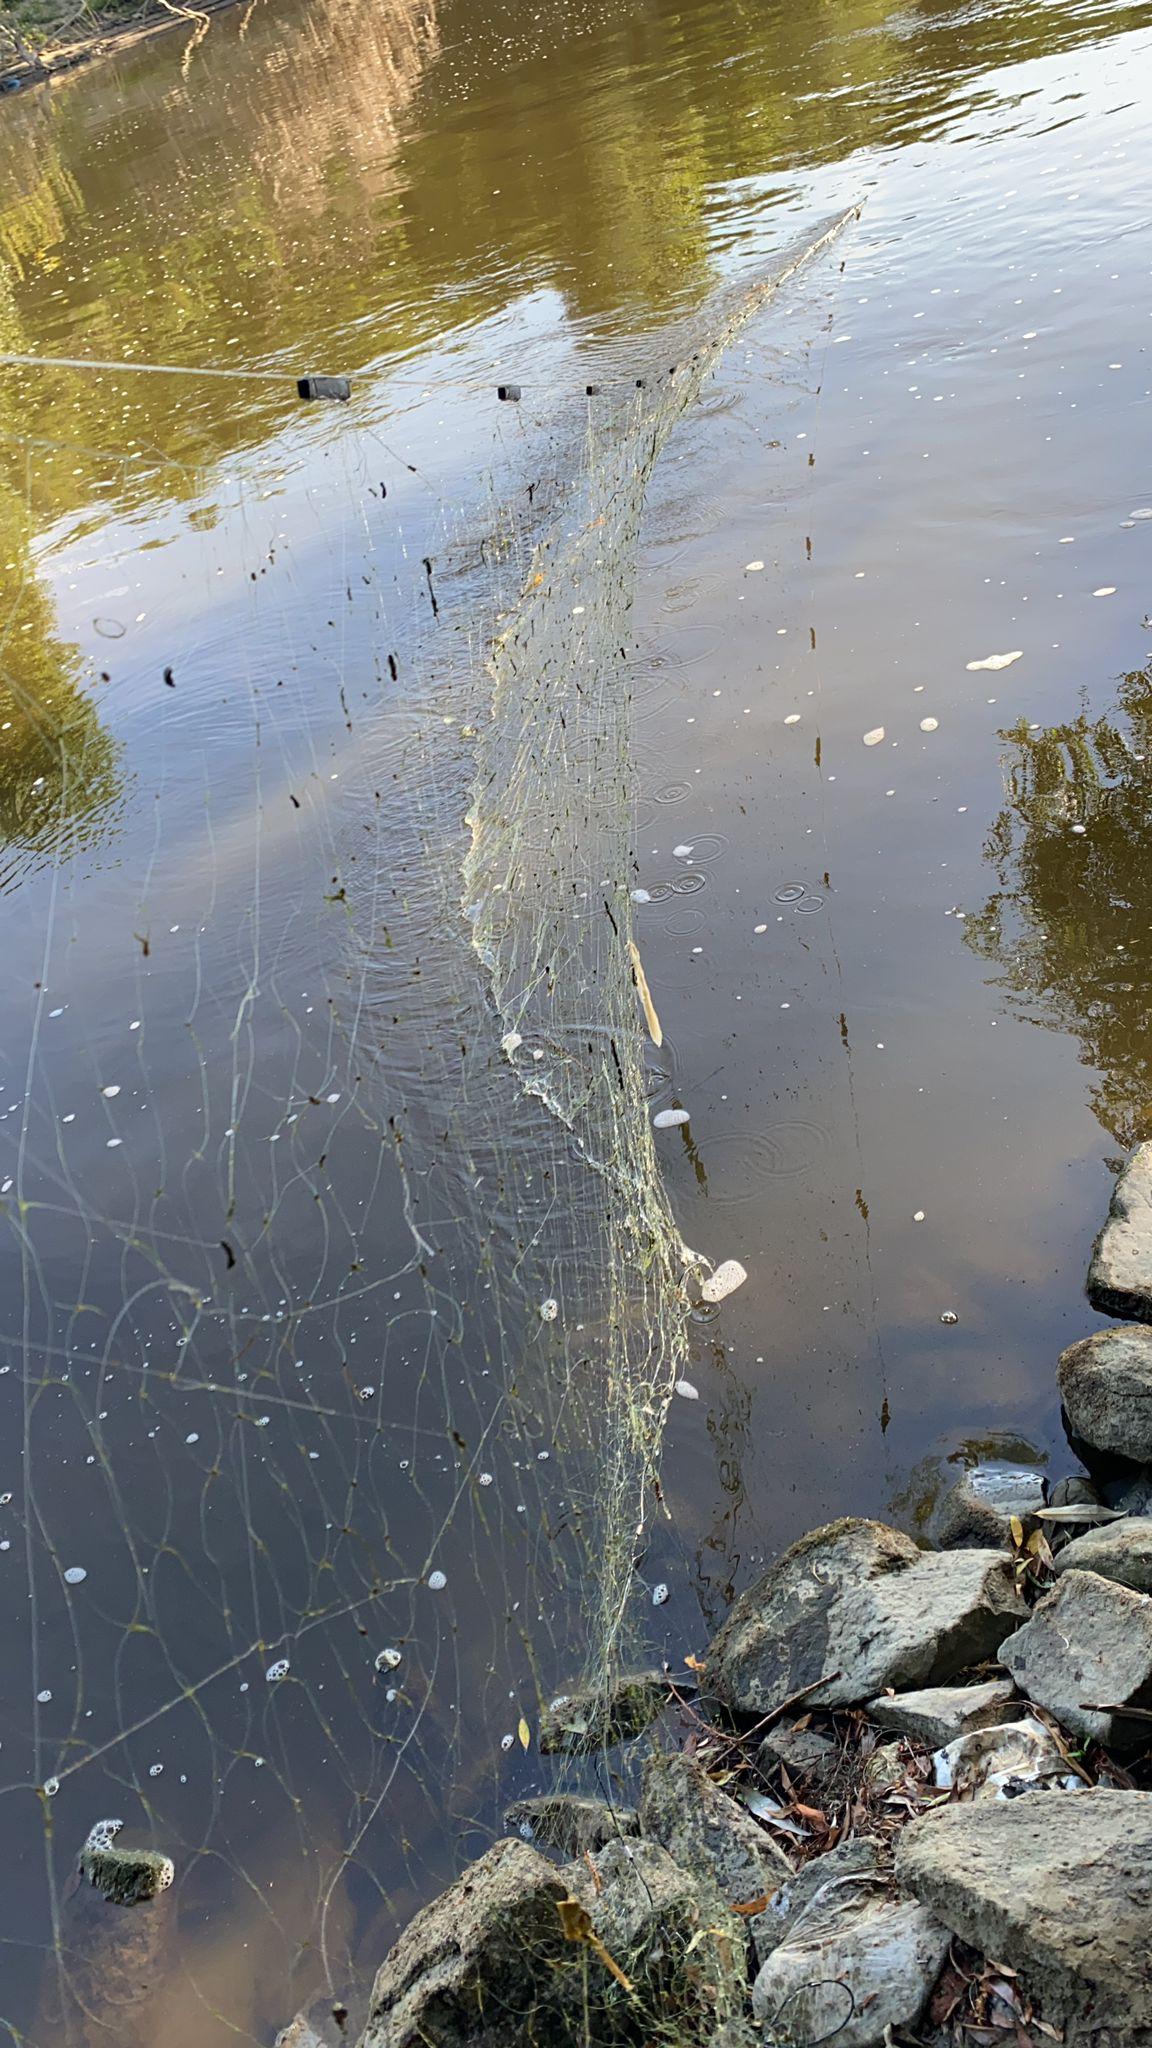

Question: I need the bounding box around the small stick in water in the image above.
[628,939,663,1048]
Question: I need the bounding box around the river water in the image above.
[2,0,1152,2038]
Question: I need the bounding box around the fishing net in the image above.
[0,208,852,2046]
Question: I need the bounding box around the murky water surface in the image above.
[3,0,1152,2036]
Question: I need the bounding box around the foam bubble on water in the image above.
[863,727,885,746]
[653,1108,690,1129]
[651,1583,670,1606]
[920,717,939,732]
[63,1566,87,1585]
[784,713,801,725]
[539,1298,558,1321]
[101,1084,121,1098]
[699,1258,747,1304]
[427,1569,447,1590]
[375,1647,402,1671]
[966,651,1022,671]
[1093,586,1117,597]
[674,1379,700,1400]
[85,1818,124,1852]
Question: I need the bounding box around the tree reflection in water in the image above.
[966,652,1152,1148]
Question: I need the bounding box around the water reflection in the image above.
[968,656,1152,1149]
[1,0,1150,529]
[0,479,121,888]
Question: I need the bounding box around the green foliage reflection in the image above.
[967,654,1152,1146]
[0,479,122,886]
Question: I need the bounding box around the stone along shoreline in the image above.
[99,1147,1152,2048]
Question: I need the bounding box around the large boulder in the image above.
[357,1839,574,2047]
[932,1462,1044,1549]
[638,1752,791,1931]
[865,1678,1018,1748]
[590,1838,747,2039]
[999,1567,1152,1748]
[639,1755,793,1977]
[704,1519,1025,1714]
[751,1882,948,2048]
[1087,1142,1152,1320]
[896,1790,1152,2038]
[1058,1326,1152,1463]
[1054,1516,1152,1593]
[357,1834,747,2048]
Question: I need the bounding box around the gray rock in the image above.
[504,1794,638,1857]
[756,1719,837,1785]
[751,1884,949,2048]
[896,1790,1152,2037]
[1054,1516,1152,1593]
[538,1671,672,1754]
[999,1567,1152,1748]
[1087,1141,1152,1320]
[357,1838,574,2047]
[638,1752,790,1945]
[704,1518,1025,1715]
[933,1462,1044,1549]
[356,1833,747,2048]
[753,1838,882,1960]
[590,1836,747,2038]
[865,1678,1018,1747]
[79,1837,175,1907]
[1058,1326,1152,1463]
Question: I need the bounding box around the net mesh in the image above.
[0,210,851,2046]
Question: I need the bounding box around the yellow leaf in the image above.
[1009,1514,1025,1548]
[518,1717,531,1752]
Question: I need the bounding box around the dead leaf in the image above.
[732,1892,772,1917]
[555,1896,633,1992]
[517,1717,531,1751]
[791,1802,828,1827]
[1009,1514,1025,1548]
[628,939,663,1047]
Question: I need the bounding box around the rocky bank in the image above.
[106,1146,1152,2048]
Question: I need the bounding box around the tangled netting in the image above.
[0,210,851,2046]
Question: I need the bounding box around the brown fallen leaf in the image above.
[556,1897,633,1992]
[791,1803,828,1827]
[732,1892,772,1917]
